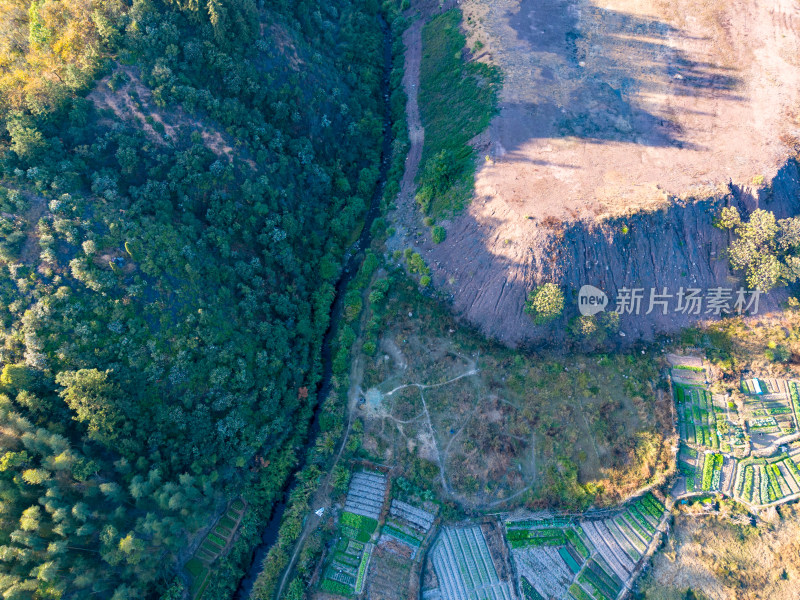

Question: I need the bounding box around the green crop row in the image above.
[340,512,378,535]
[569,583,594,600]
[565,528,589,558]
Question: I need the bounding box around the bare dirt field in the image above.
[465,0,800,221]
[393,0,800,345]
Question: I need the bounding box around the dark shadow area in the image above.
[491,0,742,151]
[423,160,800,347]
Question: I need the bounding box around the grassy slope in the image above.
[416,8,500,218]
[356,270,672,510]
[638,503,800,600]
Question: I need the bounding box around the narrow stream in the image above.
[233,16,395,599]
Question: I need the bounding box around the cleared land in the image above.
[392,0,800,345]
[464,0,800,221]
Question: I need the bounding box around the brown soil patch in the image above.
[392,0,800,346]
[465,0,800,222]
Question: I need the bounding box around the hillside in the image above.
[0,0,390,597]
[392,0,800,346]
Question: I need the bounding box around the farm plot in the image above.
[675,385,719,449]
[379,500,435,560]
[319,471,387,596]
[699,453,723,492]
[790,381,800,429]
[344,471,387,521]
[185,498,246,600]
[428,525,514,600]
[505,493,665,600]
[741,379,797,445]
[731,455,800,506]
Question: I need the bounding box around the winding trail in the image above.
[383,367,479,397]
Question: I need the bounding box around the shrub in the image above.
[524,283,564,324]
[431,225,446,244]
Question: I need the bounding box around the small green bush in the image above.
[524,283,564,324]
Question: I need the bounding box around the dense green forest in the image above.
[0,0,391,597]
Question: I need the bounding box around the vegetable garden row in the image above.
[734,455,800,506]
[431,525,514,600]
[507,493,665,600]
[675,385,720,449]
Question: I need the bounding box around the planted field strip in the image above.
[344,471,387,520]
[734,462,745,498]
[580,558,622,600]
[755,467,765,505]
[596,520,636,571]
[520,577,546,600]
[506,516,573,529]
[579,520,630,580]
[763,464,784,502]
[782,458,800,493]
[569,583,595,600]
[431,526,514,600]
[354,543,373,594]
[742,465,755,503]
[619,511,650,546]
[613,517,646,554]
[381,524,423,554]
[565,528,591,559]
[720,456,735,495]
[605,520,641,562]
[506,527,565,548]
[701,453,723,492]
[694,454,705,490]
[514,545,574,599]
[770,463,792,497]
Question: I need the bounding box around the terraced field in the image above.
[428,525,515,600]
[319,471,387,596]
[672,364,800,508]
[185,498,246,599]
[506,493,666,600]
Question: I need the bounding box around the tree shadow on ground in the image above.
[493,0,741,152]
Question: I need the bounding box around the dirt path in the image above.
[386,7,429,256]
[383,366,479,397]
[272,367,361,599]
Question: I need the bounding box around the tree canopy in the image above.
[0,0,389,597]
[717,207,800,290]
